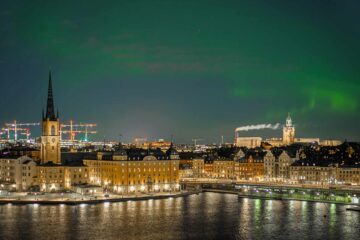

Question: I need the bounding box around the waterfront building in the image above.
[36,162,89,192]
[0,156,37,191]
[288,142,360,185]
[289,156,338,185]
[204,156,214,177]
[337,167,360,185]
[64,163,89,189]
[235,150,265,181]
[36,162,65,192]
[263,150,276,180]
[289,163,337,185]
[192,158,205,178]
[289,163,360,186]
[179,166,193,179]
[213,158,235,179]
[83,144,180,193]
[179,152,195,179]
[277,150,297,180]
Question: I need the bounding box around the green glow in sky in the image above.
[0,0,359,142]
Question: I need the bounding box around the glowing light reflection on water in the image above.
[0,193,359,240]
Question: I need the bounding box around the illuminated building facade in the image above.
[0,156,37,191]
[40,72,61,164]
[235,150,265,180]
[204,156,214,177]
[142,139,172,151]
[179,152,195,179]
[84,145,180,193]
[283,114,295,145]
[337,167,360,185]
[213,159,235,179]
[263,150,276,180]
[36,163,65,192]
[235,137,262,148]
[192,158,205,178]
[64,165,89,189]
[289,164,337,185]
[264,149,298,181]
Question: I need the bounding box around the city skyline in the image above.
[0,74,347,145]
[1,2,360,239]
[1,0,359,143]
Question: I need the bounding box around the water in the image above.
[0,192,359,240]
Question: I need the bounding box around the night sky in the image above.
[1,0,359,143]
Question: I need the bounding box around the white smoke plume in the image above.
[235,123,280,132]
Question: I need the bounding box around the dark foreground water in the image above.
[0,192,359,240]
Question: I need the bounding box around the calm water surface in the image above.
[0,192,359,240]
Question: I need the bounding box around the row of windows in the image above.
[103,179,177,185]
[88,161,175,166]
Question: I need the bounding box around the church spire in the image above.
[286,113,292,127]
[45,71,56,120]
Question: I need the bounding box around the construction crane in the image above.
[19,128,31,141]
[4,120,40,141]
[60,129,97,142]
[60,120,97,142]
[1,127,30,141]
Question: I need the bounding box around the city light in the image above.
[0,1,359,239]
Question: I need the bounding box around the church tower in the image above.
[40,71,61,164]
[282,113,295,145]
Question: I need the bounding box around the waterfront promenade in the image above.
[2,179,360,205]
[0,191,199,205]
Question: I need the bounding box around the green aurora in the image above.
[0,0,359,142]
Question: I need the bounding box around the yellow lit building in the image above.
[213,159,235,179]
[235,150,265,181]
[40,72,61,164]
[84,145,180,193]
[64,165,89,189]
[178,152,195,179]
[142,140,172,151]
[204,156,214,177]
[337,167,360,185]
[0,156,37,191]
[192,158,205,178]
[283,114,295,145]
[36,163,65,192]
[34,72,91,192]
[289,163,337,185]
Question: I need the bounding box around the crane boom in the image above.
[4,120,40,141]
[60,120,97,142]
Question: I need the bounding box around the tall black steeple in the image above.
[45,71,56,120]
